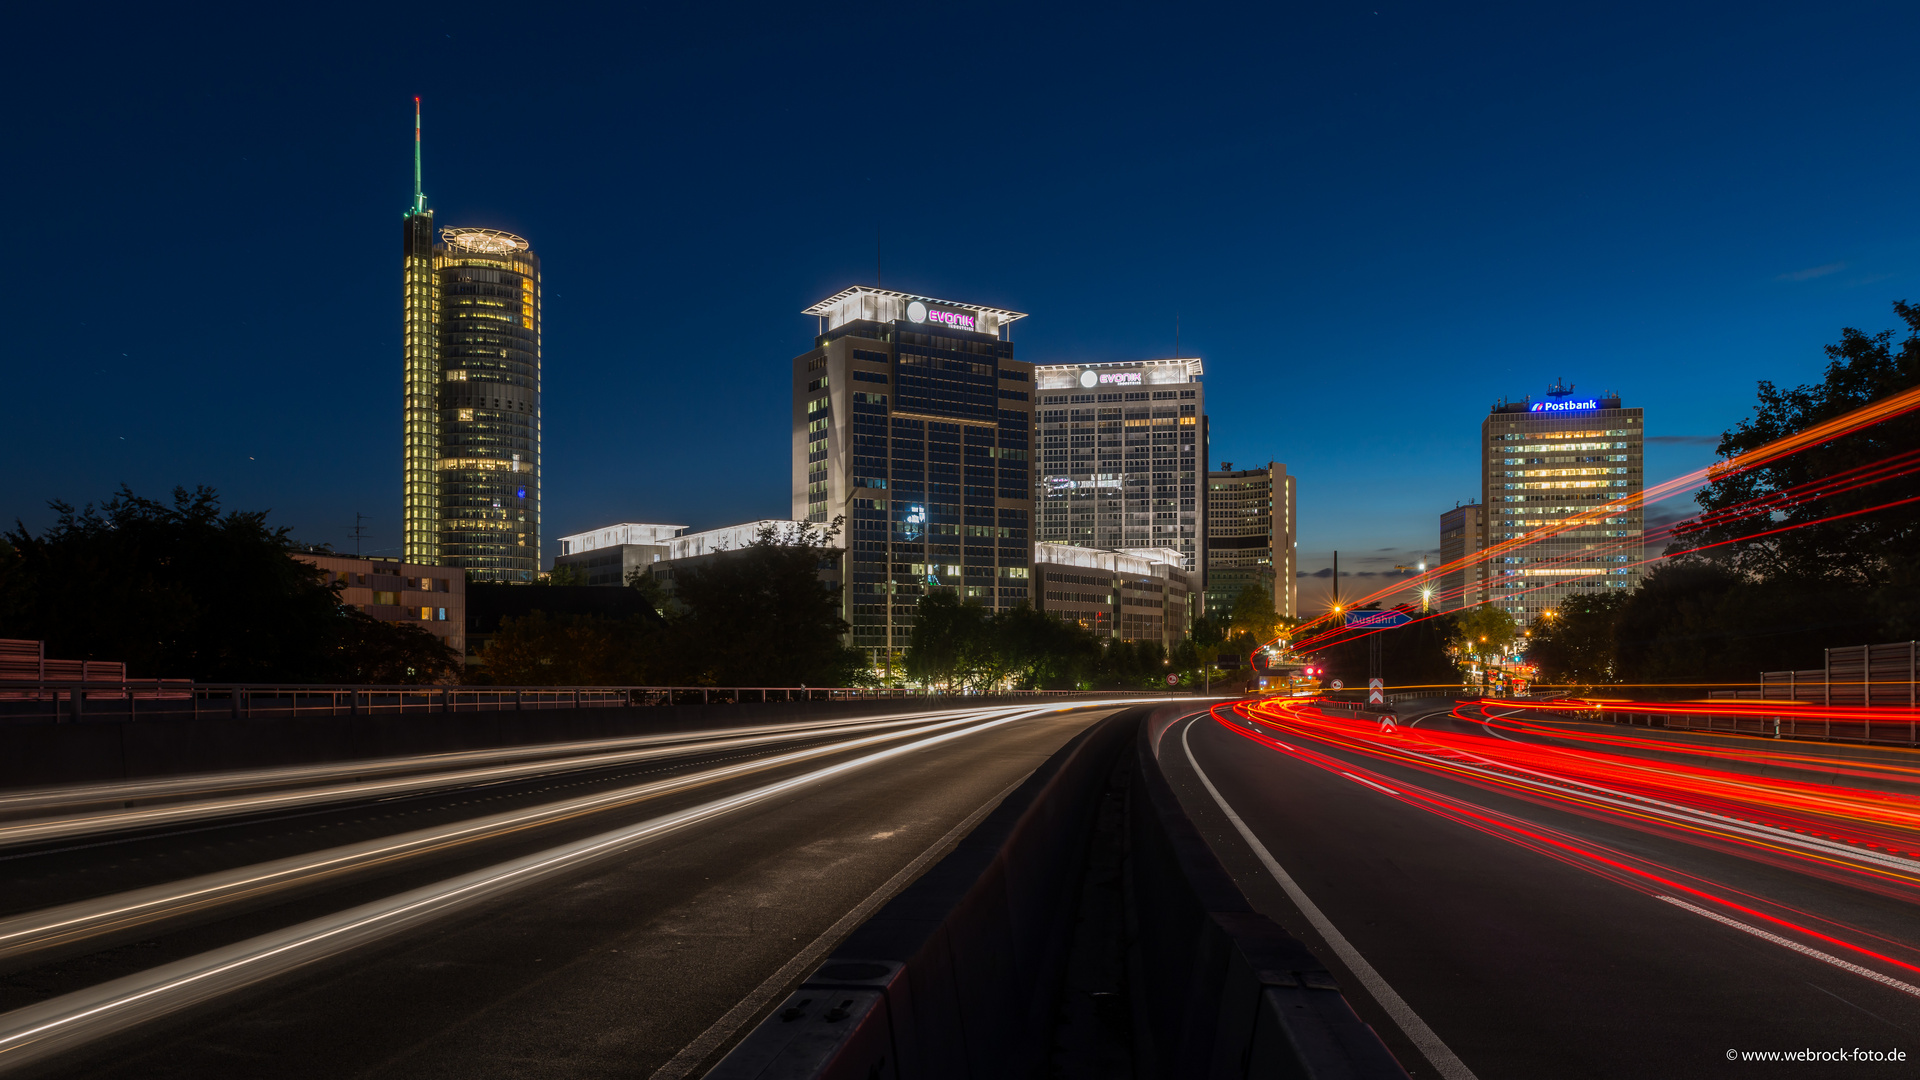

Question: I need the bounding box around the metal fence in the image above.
[0,682,1184,724]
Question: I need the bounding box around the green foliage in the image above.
[663,520,866,687]
[1227,584,1283,645]
[1525,591,1627,686]
[0,486,457,683]
[544,563,590,586]
[1452,604,1519,659]
[1682,300,1920,587]
[901,593,1177,691]
[624,567,671,615]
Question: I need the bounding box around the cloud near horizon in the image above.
[1776,262,1846,282]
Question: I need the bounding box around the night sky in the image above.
[9,2,1918,611]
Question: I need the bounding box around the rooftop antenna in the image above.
[876,225,882,289]
[1175,313,1180,360]
[350,512,369,556]
[412,97,427,215]
[1546,376,1576,399]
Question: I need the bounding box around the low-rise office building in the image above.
[553,523,687,585]
[295,552,464,655]
[1033,543,1195,652]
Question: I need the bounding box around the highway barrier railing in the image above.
[710,702,1407,1079]
[0,682,1184,725]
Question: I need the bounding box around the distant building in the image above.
[1205,461,1297,620]
[295,552,464,655]
[790,286,1036,668]
[1033,543,1196,653]
[398,101,543,582]
[1481,382,1645,623]
[554,520,838,593]
[1030,359,1207,576]
[553,523,688,586]
[1437,502,1486,611]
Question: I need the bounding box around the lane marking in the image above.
[1654,895,1920,999]
[1341,772,1401,797]
[1181,719,1480,1080]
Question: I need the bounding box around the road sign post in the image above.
[1368,677,1384,705]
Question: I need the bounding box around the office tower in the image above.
[1205,461,1297,619]
[792,287,1035,666]
[1033,543,1196,651]
[1437,501,1486,611]
[396,102,543,581]
[1481,381,1644,624]
[1031,359,1206,579]
[436,228,541,581]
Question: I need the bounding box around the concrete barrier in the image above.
[709,702,1407,1079]
[1129,703,1407,1077]
[709,707,1138,1079]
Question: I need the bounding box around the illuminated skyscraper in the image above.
[1480,381,1643,623]
[397,103,543,581]
[401,97,438,565]
[791,287,1035,665]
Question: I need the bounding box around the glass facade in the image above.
[1031,360,1207,582]
[1480,394,1645,624]
[434,229,542,582]
[793,288,1034,668]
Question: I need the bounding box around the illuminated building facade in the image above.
[1033,543,1196,650]
[1437,501,1487,611]
[401,99,439,565]
[1204,461,1296,619]
[435,228,541,581]
[1031,359,1207,579]
[1481,384,1644,623]
[394,103,542,581]
[790,286,1035,665]
[296,552,465,656]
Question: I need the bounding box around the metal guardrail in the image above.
[0,682,1185,724]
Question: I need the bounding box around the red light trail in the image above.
[1207,698,1920,992]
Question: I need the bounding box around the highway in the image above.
[1164,698,1920,1078]
[0,700,1129,1078]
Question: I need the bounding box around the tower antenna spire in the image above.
[412,96,426,214]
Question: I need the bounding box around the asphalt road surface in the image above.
[1163,698,1920,1080]
[0,701,1125,1078]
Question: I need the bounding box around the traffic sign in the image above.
[1346,610,1412,629]
[1368,678,1384,705]
[1330,679,1344,690]
[1165,673,1179,686]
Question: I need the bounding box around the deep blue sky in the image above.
[8,2,1918,611]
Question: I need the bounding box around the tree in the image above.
[1680,300,1920,587]
[544,563,590,586]
[667,519,865,687]
[0,485,455,682]
[903,592,991,690]
[1526,591,1626,686]
[478,611,654,685]
[1300,612,1464,692]
[1452,604,1519,662]
[1227,584,1284,645]
[624,567,671,616]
